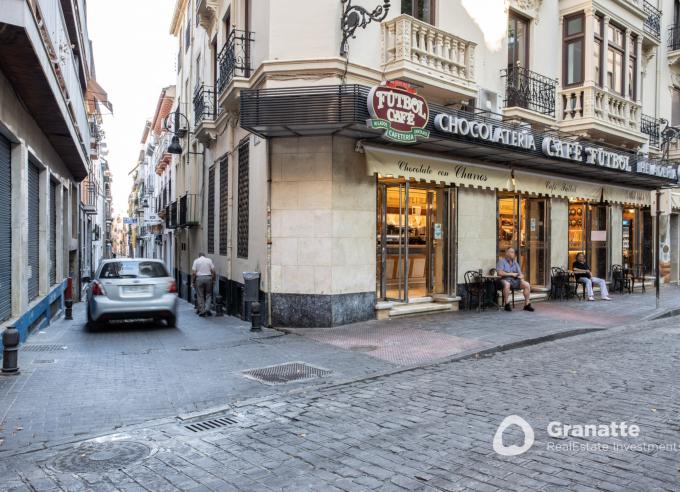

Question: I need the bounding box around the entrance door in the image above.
[377,180,449,301]
[522,198,548,286]
[588,204,609,278]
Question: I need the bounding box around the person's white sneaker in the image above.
[602,296,611,301]
[588,296,595,301]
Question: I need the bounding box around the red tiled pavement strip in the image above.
[300,326,489,366]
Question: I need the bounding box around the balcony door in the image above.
[508,11,529,69]
[402,0,435,25]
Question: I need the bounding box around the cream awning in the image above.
[512,171,602,201]
[364,145,512,191]
[602,185,651,206]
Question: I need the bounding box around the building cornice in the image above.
[170,0,189,36]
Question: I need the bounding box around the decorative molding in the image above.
[509,0,543,23]
[196,0,221,38]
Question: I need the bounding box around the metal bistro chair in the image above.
[464,270,485,311]
[491,268,519,308]
[611,264,632,294]
[630,264,647,293]
[550,267,568,300]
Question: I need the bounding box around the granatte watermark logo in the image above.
[492,416,679,456]
[492,415,535,456]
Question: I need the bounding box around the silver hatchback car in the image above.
[86,259,179,328]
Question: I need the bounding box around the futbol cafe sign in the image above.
[366,83,677,180]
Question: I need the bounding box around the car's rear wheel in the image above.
[86,308,100,330]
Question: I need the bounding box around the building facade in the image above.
[0,0,104,337]
[164,0,680,327]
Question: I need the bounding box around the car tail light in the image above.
[91,281,106,296]
[168,280,177,293]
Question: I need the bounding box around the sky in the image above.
[87,0,178,215]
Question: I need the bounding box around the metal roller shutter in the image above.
[28,162,39,301]
[50,181,56,285]
[0,135,11,321]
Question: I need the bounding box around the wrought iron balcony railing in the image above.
[502,66,557,117]
[166,201,177,229]
[643,1,661,39]
[217,29,254,94]
[82,181,98,214]
[641,114,661,148]
[177,193,200,227]
[193,84,216,125]
[668,24,680,51]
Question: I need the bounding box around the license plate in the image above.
[122,285,150,295]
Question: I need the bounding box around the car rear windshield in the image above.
[99,261,169,279]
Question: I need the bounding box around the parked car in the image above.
[86,259,178,328]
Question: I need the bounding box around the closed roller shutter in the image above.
[0,135,11,321]
[28,162,39,301]
[50,181,56,285]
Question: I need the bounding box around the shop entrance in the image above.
[568,202,609,278]
[622,207,653,275]
[497,195,549,287]
[377,179,453,301]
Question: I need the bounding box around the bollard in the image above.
[64,277,73,320]
[64,300,73,320]
[250,301,262,331]
[214,295,224,317]
[1,326,20,375]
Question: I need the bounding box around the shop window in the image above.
[237,138,250,259]
[568,202,587,268]
[402,0,435,25]
[219,156,228,256]
[207,165,215,254]
[563,13,584,86]
[568,201,608,278]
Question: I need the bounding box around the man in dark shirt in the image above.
[573,252,610,301]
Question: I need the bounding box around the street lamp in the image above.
[163,109,191,155]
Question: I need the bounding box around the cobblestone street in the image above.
[1,297,680,490]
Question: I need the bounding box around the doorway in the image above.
[377,179,453,302]
[497,194,549,287]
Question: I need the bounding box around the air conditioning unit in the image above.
[478,89,501,119]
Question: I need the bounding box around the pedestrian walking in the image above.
[192,252,215,317]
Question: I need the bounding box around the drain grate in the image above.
[242,361,332,385]
[33,359,56,364]
[23,344,67,352]
[184,416,239,433]
[48,441,151,473]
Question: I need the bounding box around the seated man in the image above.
[572,252,611,301]
[496,248,534,312]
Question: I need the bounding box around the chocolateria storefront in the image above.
[241,84,679,325]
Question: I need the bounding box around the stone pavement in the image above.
[1,315,679,490]
[1,286,678,462]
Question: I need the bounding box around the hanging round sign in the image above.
[367,84,430,143]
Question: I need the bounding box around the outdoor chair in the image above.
[629,265,647,293]
[463,270,485,311]
[611,264,632,294]
[549,267,569,300]
[491,268,519,308]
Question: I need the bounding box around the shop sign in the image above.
[541,136,632,172]
[123,217,137,225]
[434,114,537,150]
[367,84,430,143]
[636,159,678,180]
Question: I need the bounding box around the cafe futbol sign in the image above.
[367,83,430,143]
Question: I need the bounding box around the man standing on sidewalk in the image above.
[192,252,215,317]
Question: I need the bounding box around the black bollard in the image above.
[64,299,73,320]
[2,326,20,375]
[250,301,262,331]
[214,295,224,317]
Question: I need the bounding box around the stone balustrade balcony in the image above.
[558,83,645,145]
[381,15,477,100]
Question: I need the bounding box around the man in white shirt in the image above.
[192,253,215,317]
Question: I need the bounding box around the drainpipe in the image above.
[266,137,272,328]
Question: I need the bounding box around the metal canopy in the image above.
[241,85,676,189]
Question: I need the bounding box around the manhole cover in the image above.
[349,345,378,352]
[242,362,332,385]
[23,344,67,352]
[48,441,151,473]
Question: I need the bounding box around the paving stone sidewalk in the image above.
[1,316,679,490]
[0,286,677,459]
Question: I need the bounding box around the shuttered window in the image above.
[219,156,228,256]
[50,181,57,285]
[207,165,215,254]
[237,138,249,259]
[28,162,40,301]
[0,135,12,321]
